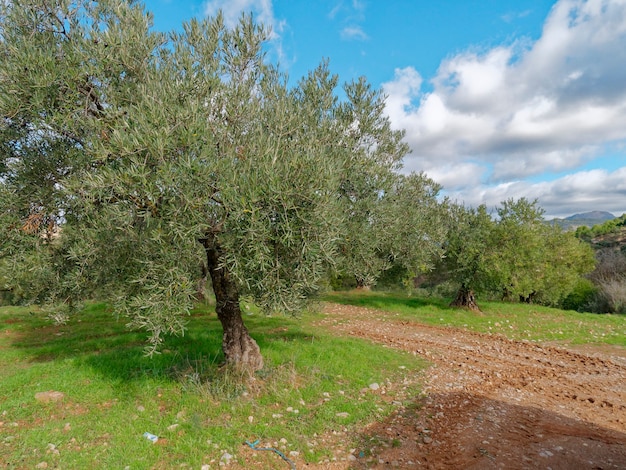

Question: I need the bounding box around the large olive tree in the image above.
[0,1,431,369]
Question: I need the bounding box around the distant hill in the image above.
[551,211,616,230]
[573,212,626,251]
[565,211,615,222]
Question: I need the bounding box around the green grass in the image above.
[4,291,623,468]
[0,301,424,469]
[324,290,626,347]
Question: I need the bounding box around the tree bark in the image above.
[450,284,481,312]
[355,277,371,290]
[203,239,263,371]
[195,262,210,303]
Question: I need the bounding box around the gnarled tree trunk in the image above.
[450,284,481,312]
[203,239,263,371]
[355,276,372,291]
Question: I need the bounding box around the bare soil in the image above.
[303,303,626,469]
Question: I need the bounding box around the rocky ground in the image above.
[298,303,626,469]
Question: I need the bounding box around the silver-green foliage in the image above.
[0,1,439,351]
[440,198,596,307]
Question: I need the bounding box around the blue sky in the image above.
[148,0,626,218]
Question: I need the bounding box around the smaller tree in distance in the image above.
[338,171,447,290]
[490,198,596,305]
[439,203,495,311]
[438,198,596,311]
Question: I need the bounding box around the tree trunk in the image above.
[520,291,536,304]
[450,285,481,312]
[203,239,263,371]
[355,277,371,291]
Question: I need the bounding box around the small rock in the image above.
[289,451,299,457]
[35,463,48,469]
[348,454,357,461]
[272,413,283,419]
[423,436,433,444]
[35,391,64,404]
[247,416,254,423]
[201,465,210,470]
[280,438,288,444]
[369,383,380,391]
[336,412,349,418]
[167,424,179,432]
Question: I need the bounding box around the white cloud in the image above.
[384,0,626,205]
[340,26,368,41]
[328,0,368,41]
[204,0,277,31]
[203,0,288,63]
[444,166,626,218]
[501,10,532,23]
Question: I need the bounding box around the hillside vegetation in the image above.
[576,213,626,248]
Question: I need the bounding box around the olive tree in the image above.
[490,198,595,305]
[439,203,496,311]
[338,170,447,290]
[438,198,595,311]
[0,1,424,370]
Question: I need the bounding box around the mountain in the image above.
[565,211,615,222]
[550,211,616,230]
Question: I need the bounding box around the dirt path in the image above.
[311,303,626,469]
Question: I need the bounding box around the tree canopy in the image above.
[0,1,444,369]
[438,199,596,311]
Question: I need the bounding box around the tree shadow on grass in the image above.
[4,301,326,387]
[349,391,626,469]
[5,303,266,383]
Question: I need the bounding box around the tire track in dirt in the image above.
[318,303,626,469]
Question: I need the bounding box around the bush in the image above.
[599,278,626,314]
[561,279,598,312]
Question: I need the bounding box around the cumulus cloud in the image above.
[383,0,626,215]
[446,167,626,218]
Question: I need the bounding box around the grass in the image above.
[0,301,424,469]
[3,290,624,468]
[324,290,626,347]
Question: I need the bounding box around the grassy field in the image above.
[2,292,625,468]
[324,291,626,347]
[0,301,424,469]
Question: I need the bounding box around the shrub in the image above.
[561,279,598,312]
